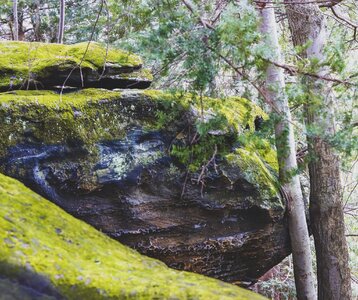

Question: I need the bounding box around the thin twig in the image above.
[60,0,104,99]
[344,181,358,209]
[99,0,110,80]
[254,0,342,7]
[79,65,84,87]
[181,169,190,198]
[196,144,218,185]
[207,45,280,112]
[200,145,218,197]
[181,0,214,29]
[211,0,229,25]
[331,6,357,41]
[267,59,353,85]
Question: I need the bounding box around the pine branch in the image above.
[180,0,353,89]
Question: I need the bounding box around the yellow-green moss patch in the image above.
[0,88,121,107]
[0,88,279,205]
[0,41,148,89]
[0,173,267,300]
[143,90,266,132]
[0,89,126,155]
[143,90,278,173]
[226,149,281,208]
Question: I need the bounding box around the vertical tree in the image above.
[258,2,316,299]
[58,0,65,43]
[12,0,18,40]
[285,1,352,299]
[32,0,42,41]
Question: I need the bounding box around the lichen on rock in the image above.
[0,173,267,300]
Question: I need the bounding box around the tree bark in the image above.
[32,0,42,41]
[258,4,316,299]
[285,2,352,299]
[12,0,18,41]
[58,0,65,43]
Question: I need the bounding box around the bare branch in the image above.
[211,0,229,25]
[181,0,214,29]
[267,59,353,85]
[207,45,279,112]
[99,0,110,80]
[331,6,357,41]
[254,0,343,8]
[60,0,105,98]
[181,0,352,91]
[344,181,358,208]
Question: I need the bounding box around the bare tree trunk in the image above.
[258,4,316,299]
[13,0,18,41]
[285,2,352,299]
[58,0,65,43]
[33,0,41,41]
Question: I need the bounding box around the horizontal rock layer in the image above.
[0,41,152,91]
[0,173,267,299]
[0,89,290,283]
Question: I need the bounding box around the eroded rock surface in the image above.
[0,89,290,283]
[0,173,267,299]
[0,41,152,91]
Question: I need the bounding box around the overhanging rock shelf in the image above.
[0,41,290,285]
[0,41,152,91]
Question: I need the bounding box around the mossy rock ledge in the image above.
[0,88,290,285]
[0,41,152,91]
[0,173,268,299]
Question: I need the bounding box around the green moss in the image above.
[120,68,153,81]
[0,88,279,207]
[237,133,279,173]
[0,89,129,156]
[0,88,121,106]
[143,90,267,132]
[0,173,267,300]
[0,41,147,89]
[226,149,281,209]
[142,90,278,172]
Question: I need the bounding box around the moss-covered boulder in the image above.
[0,89,290,284]
[0,41,152,91]
[0,173,268,299]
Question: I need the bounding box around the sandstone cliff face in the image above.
[0,41,290,287]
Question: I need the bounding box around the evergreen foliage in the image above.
[0,0,356,298]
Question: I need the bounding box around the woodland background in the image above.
[0,0,357,299]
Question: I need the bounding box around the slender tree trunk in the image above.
[285,2,352,299]
[258,4,316,299]
[12,0,18,41]
[58,0,65,43]
[33,0,41,41]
